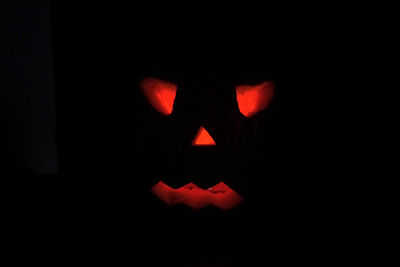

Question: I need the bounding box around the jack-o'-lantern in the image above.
[136,39,283,215]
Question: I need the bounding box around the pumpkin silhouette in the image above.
[136,39,283,214]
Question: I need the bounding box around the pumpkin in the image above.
[136,40,281,211]
[140,77,274,210]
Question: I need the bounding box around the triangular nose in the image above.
[192,126,216,146]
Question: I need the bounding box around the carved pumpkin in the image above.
[136,39,282,214]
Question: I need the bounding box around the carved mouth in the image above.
[150,181,243,210]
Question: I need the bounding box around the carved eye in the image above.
[235,81,275,117]
[140,77,177,115]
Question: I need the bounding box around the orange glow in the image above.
[140,77,177,115]
[150,181,243,210]
[235,81,275,117]
[192,126,216,146]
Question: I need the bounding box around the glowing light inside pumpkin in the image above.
[140,78,177,115]
[192,126,216,146]
[235,81,275,117]
[151,181,243,210]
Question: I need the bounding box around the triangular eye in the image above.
[235,81,275,117]
[140,77,177,115]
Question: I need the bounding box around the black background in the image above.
[2,2,291,266]
[1,1,57,174]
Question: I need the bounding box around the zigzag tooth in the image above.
[180,183,201,190]
[150,181,243,210]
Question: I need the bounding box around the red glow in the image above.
[151,181,243,210]
[140,77,177,115]
[235,81,275,117]
[192,126,216,146]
